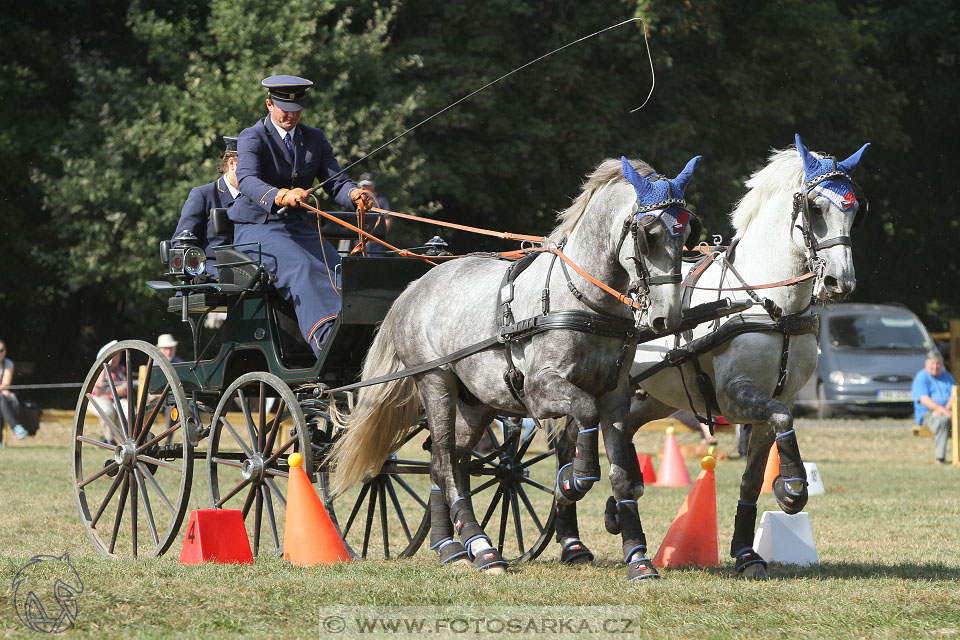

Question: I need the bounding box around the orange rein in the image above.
[298,203,649,311]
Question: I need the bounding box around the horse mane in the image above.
[548,158,654,243]
[730,146,817,237]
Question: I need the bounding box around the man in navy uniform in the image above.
[171,135,241,276]
[228,75,373,355]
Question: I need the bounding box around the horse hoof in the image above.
[451,558,473,569]
[560,540,595,565]
[627,558,660,581]
[483,565,508,576]
[603,496,621,534]
[738,564,769,580]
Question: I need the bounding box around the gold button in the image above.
[294,173,299,178]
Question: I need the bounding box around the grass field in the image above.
[1,414,959,639]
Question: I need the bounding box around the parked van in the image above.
[795,303,935,419]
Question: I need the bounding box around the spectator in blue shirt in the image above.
[911,349,956,464]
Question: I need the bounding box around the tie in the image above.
[283,132,294,159]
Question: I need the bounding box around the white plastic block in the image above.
[753,511,819,566]
[804,462,825,496]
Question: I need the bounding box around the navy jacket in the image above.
[228,118,356,224]
[172,175,237,260]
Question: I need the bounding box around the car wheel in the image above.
[816,382,834,420]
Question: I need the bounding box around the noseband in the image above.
[617,190,695,302]
[790,157,868,275]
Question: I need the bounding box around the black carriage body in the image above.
[151,255,431,396]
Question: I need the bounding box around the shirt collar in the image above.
[269,117,295,142]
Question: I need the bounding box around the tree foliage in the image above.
[0,0,956,391]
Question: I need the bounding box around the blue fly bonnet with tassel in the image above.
[621,156,702,236]
[795,134,870,213]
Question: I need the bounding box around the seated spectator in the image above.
[89,341,129,445]
[911,349,956,464]
[0,338,27,444]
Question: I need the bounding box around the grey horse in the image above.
[553,134,870,579]
[329,155,702,574]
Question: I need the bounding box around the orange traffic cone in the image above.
[654,427,691,487]
[283,453,352,566]
[637,453,657,485]
[760,443,779,494]
[652,456,719,567]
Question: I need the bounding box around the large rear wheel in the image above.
[72,340,193,558]
[317,420,431,560]
[462,417,559,563]
[206,372,310,556]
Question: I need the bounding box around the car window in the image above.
[827,313,932,350]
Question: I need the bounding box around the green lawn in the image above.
[1,416,958,639]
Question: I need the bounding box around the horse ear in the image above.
[671,155,702,194]
[838,143,871,175]
[795,133,820,180]
[622,156,654,199]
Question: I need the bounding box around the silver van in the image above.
[795,303,935,419]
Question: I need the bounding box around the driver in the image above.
[227,75,374,355]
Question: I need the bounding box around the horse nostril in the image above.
[823,275,839,291]
[651,316,668,333]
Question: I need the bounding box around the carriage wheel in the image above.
[462,418,559,563]
[207,372,310,557]
[317,421,431,560]
[71,340,193,558]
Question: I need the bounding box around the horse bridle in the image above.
[616,183,700,303]
[790,157,869,275]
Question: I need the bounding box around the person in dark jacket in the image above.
[171,135,241,276]
[227,75,373,355]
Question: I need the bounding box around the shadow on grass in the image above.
[613,561,960,580]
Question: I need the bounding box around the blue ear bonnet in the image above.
[621,155,701,236]
[795,134,870,212]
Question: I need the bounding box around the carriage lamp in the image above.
[168,230,204,277]
[183,247,207,277]
[828,370,871,385]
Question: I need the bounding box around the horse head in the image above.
[620,155,702,333]
[794,134,871,301]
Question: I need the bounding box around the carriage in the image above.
[70,208,563,562]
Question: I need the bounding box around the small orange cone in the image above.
[283,453,352,566]
[636,453,658,485]
[652,456,719,567]
[760,443,779,494]
[654,427,691,487]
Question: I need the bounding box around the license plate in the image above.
[876,389,912,401]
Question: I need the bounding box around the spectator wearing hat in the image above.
[227,75,374,355]
[156,334,183,364]
[90,341,128,445]
[156,334,182,444]
[0,338,28,445]
[357,172,392,254]
[172,135,242,276]
[911,349,956,464]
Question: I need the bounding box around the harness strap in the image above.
[631,313,819,387]
[321,335,503,395]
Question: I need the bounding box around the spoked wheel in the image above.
[462,417,559,563]
[207,372,310,557]
[317,421,431,560]
[72,340,193,558]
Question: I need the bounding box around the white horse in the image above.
[553,134,870,579]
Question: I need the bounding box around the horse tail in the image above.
[328,317,421,497]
